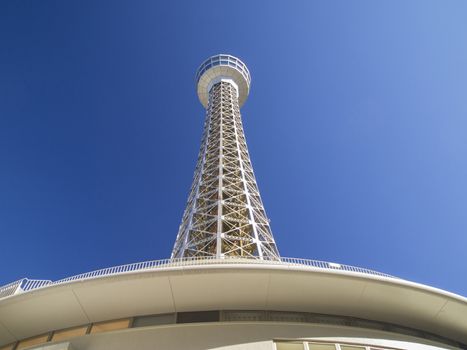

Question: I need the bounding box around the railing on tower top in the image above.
[0,256,395,300]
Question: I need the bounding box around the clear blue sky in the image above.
[1,1,466,296]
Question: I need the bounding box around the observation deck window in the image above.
[133,313,176,327]
[16,334,49,350]
[177,310,220,323]
[0,345,14,350]
[275,342,399,350]
[51,325,88,342]
[275,343,304,350]
[90,318,131,334]
[308,343,336,350]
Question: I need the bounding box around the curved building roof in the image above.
[0,259,465,348]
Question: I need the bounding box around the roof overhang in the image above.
[0,263,465,346]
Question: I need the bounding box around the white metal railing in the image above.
[0,278,52,299]
[0,279,23,299]
[0,257,395,300]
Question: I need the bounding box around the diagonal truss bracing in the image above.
[171,81,280,260]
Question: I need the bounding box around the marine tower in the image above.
[0,54,466,350]
[171,54,280,260]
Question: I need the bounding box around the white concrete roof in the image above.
[0,263,465,347]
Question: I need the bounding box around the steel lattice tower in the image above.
[171,54,280,260]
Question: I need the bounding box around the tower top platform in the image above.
[196,54,251,108]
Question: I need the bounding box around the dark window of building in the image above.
[176,311,220,323]
[133,313,176,327]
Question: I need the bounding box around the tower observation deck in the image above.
[171,54,280,260]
